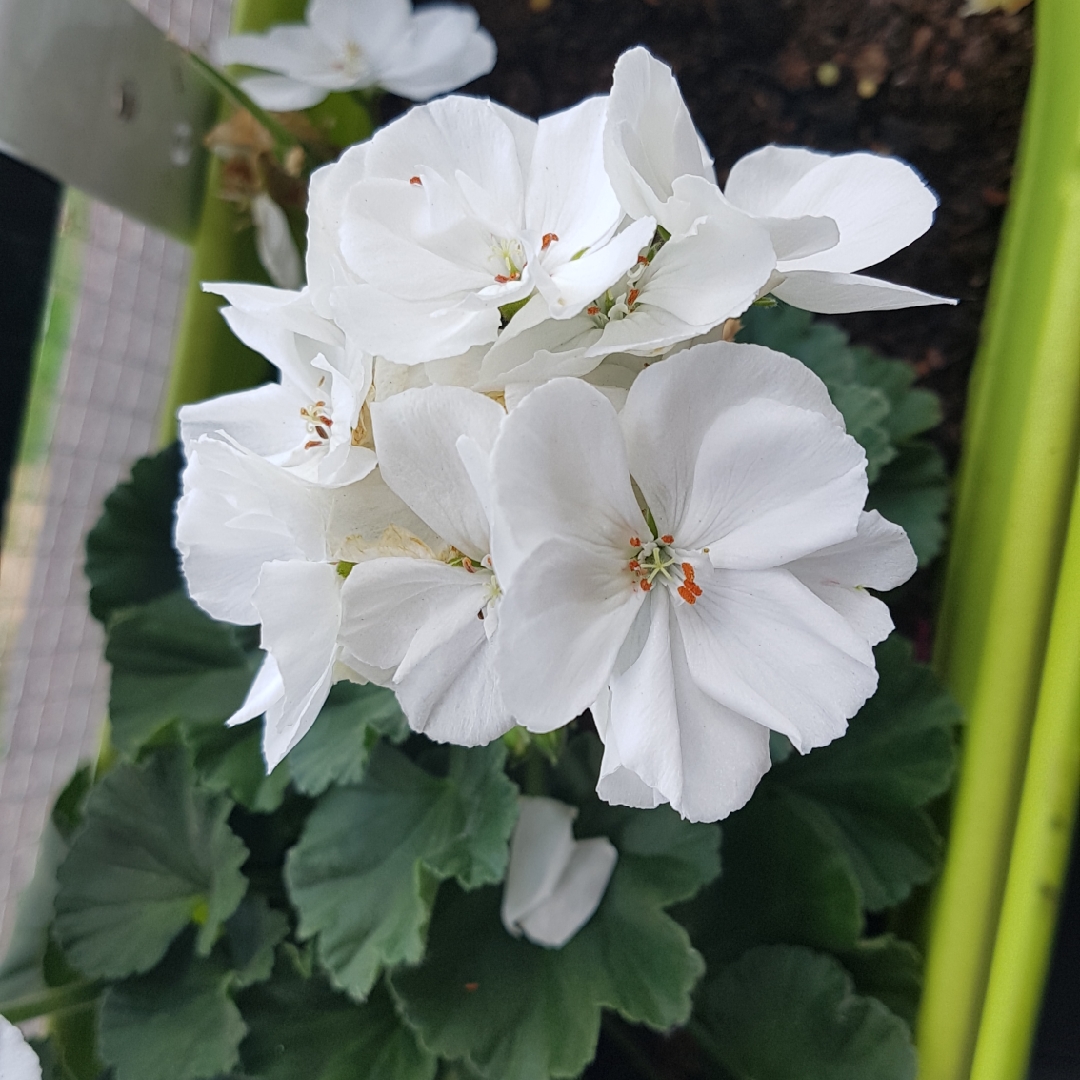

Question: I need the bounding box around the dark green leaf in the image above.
[837,936,922,1028]
[225,896,290,989]
[190,725,290,814]
[391,748,718,1080]
[85,444,183,624]
[288,682,409,797]
[98,938,246,1080]
[238,963,435,1080]
[698,945,917,1080]
[106,592,260,757]
[866,442,949,566]
[675,786,863,969]
[55,747,249,979]
[286,743,518,1000]
[771,636,958,910]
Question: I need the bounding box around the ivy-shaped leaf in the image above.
[55,747,249,979]
[288,682,409,798]
[771,635,958,910]
[286,743,518,1000]
[238,961,435,1080]
[98,936,246,1080]
[85,443,183,624]
[391,740,719,1080]
[106,592,261,758]
[697,945,917,1080]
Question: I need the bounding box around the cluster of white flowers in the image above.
[178,47,941,824]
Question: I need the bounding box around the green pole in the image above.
[916,1,1080,1077]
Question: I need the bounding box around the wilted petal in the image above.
[502,797,618,948]
[252,194,304,290]
[771,270,956,313]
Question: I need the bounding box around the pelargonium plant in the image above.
[0,17,963,1080]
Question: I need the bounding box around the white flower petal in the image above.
[761,214,840,262]
[490,377,647,586]
[0,1016,42,1080]
[392,613,512,745]
[379,6,496,101]
[771,270,957,313]
[787,510,916,645]
[252,194,304,290]
[239,73,330,111]
[603,47,715,225]
[677,565,878,753]
[254,560,342,768]
[494,538,645,733]
[371,386,503,557]
[502,797,617,948]
[723,145,830,218]
[619,342,846,542]
[681,399,867,567]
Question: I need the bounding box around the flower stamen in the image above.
[542,232,559,250]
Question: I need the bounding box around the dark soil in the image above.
[450,0,1034,468]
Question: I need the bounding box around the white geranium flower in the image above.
[605,47,953,315]
[490,342,916,822]
[181,284,375,488]
[339,385,514,745]
[723,145,956,312]
[176,434,434,766]
[323,94,657,364]
[0,1017,42,1080]
[251,193,304,289]
[215,0,496,111]
[501,797,618,948]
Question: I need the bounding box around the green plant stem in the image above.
[917,1,1080,1076]
[969,461,1080,1080]
[0,981,100,1024]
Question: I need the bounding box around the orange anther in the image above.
[689,582,703,597]
[661,535,674,545]
[463,557,475,573]
[640,580,652,592]
[629,536,641,548]
[587,305,600,316]
[494,274,510,284]
[322,416,333,426]
[628,559,641,571]
[304,440,321,450]
[627,288,640,307]
[637,254,649,265]
[542,232,559,250]
[681,562,695,582]
[410,176,422,186]
[315,425,329,439]
[678,584,698,605]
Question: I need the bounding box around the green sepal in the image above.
[55,747,249,980]
[286,743,518,1000]
[696,945,917,1080]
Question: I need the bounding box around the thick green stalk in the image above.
[969,460,1080,1080]
[917,1,1080,1076]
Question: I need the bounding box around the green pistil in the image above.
[336,560,356,579]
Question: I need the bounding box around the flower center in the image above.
[491,237,527,284]
[300,400,334,451]
[336,40,366,79]
[627,534,703,605]
[446,549,502,619]
[585,228,667,327]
